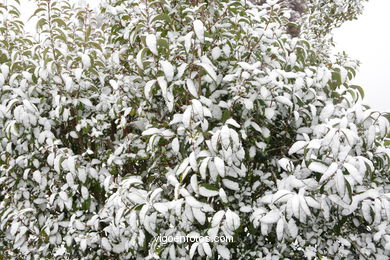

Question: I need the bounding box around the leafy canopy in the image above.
[0,0,389,259]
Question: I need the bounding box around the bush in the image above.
[0,0,389,259]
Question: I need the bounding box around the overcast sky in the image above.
[18,0,390,112]
[333,0,390,112]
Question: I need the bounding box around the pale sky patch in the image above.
[333,0,390,112]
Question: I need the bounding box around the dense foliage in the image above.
[0,0,389,259]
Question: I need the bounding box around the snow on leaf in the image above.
[80,239,87,251]
[288,141,307,155]
[190,242,199,259]
[150,188,163,202]
[378,116,389,138]
[79,98,93,107]
[10,221,20,236]
[222,179,239,191]
[381,198,390,220]
[272,190,293,203]
[157,76,168,99]
[142,128,160,136]
[276,218,284,241]
[335,171,346,196]
[307,139,322,149]
[66,172,74,187]
[191,99,204,119]
[264,108,275,120]
[288,218,298,238]
[278,158,293,172]
[238,62,257,71]
[136,48,145,69]
[199,185,219,197]
[184,32,193,53]
[190,174,199,193]
[193,20,205,43]
[214,157,225,177]
[144,80,156,100]
[182,106,192,128]
[344,163,362,184]
[78,169,86,183]
[275,96,293,107]
[186,78,198,98]
[171,138,180,154]
[176,63,188,79]
[225,118,240,128]
[169,244,176,259]
[81,54,91,69]
[160,60,175,82]
[202,242,212,257]
[305,197,321,209]
[220,126,230,148]
[328,194,349,209]
[139,204,150,223]
[22,100,37,113]
[320,103,334,122]
[32,171,41,183]
[186,196,202,208]
[101,237,112,251]
[189,152,198,172]
[109,79,118,90]
[219,188,228,203]
[154,203,168,214]
[146,34,158,55]
[308,161,328,174]
[199,157,210,180]
[212,47,222,60]
[223,74,235,82]
[193,207,206,225]
[291,195,300,219]
[197,62,217,82]
[81,186,89,200]
[225,209,240,230]
[289,53,297,66]
[1,64,9,78]
[212,210,225,227]
[299,191,311,217]
[217,245,231,260]
[362,201,372,223]
[319,162,338,183]
[67,156,76,174]
[367,125,376,147]
[54,155,62,173]
[260,210,280,224]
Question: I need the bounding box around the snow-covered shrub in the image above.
[0,0,389,259]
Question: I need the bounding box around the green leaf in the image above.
[52,18,67,27]
[36,18,47,29]
[152,13,170,24]
[157,39,169,53]
[202,183,219,191]
[89,42,102,52]
[346,89,356,102]
[345,179,353,201]
[349,85,365,99]
[332,71,342,86]
[133,204,144,211]
[28,8,46,21]
[221,110,231,123]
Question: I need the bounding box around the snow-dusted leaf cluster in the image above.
[0,0,389,259]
